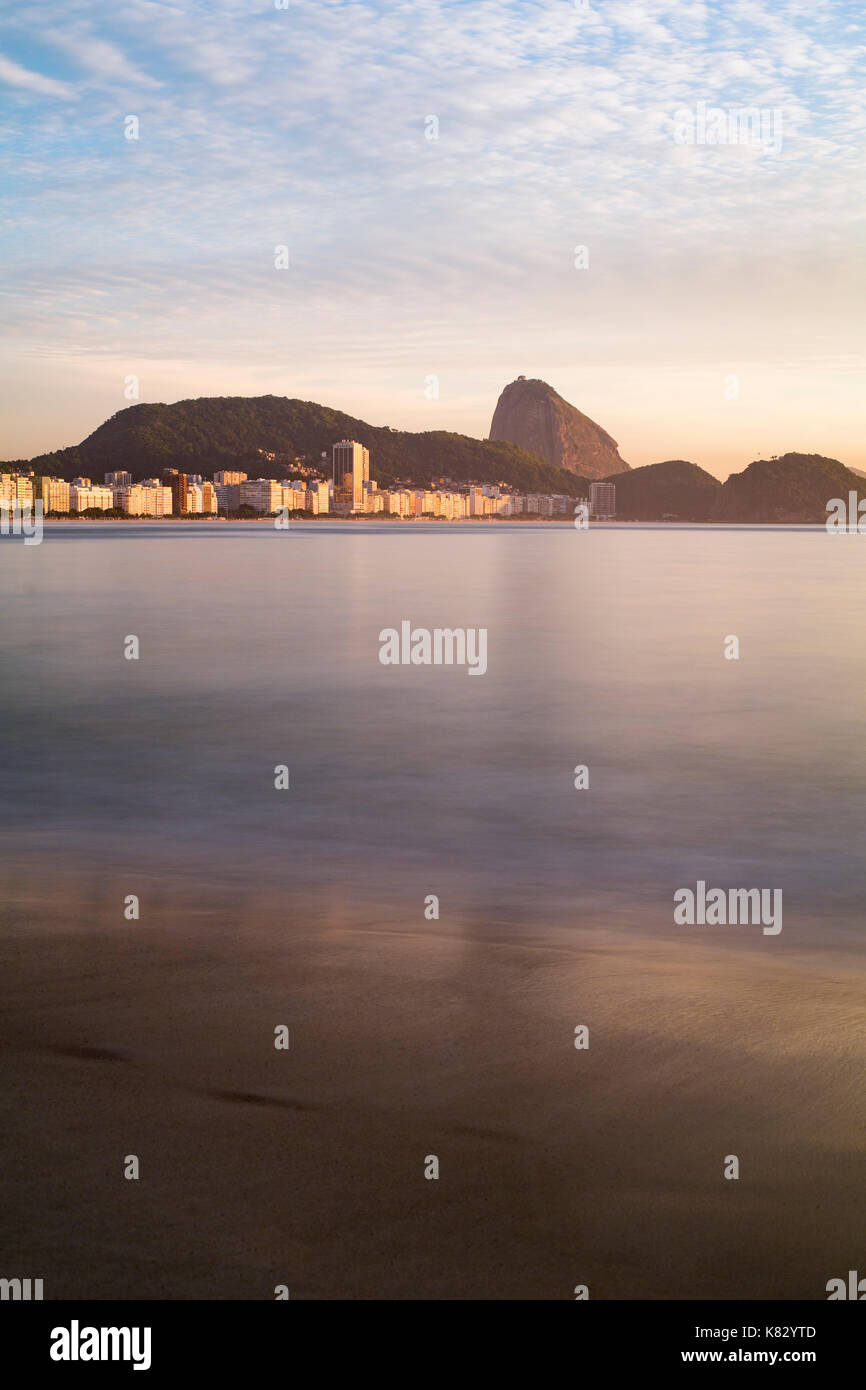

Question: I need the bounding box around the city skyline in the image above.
[1,449,603,520]
[1,1,864,475]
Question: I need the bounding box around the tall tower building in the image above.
[332,441,370,513]
[161,468,188,516]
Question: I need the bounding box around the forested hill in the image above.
[603,460,720,520]
[23,395,590,496]
[711,454,862,522]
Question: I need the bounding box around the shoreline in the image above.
[30,517,835,530]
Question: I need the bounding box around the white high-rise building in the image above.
[239,479,282,513]
[589,482,616,520]
[281,483,306,511]
[116,484,173,516]
[69,483,114,512]
[48,478,71,513]
[305,481,330,514]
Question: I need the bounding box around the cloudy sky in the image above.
[1,0,863,476]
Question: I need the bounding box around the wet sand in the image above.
[1,888,863,1300]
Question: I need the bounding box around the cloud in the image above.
[1,0,864,471]
[0,53,73,99]
[46,32,162,90]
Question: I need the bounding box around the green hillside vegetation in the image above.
[22,395,590,496]
[603,459,721,520]
[711,454,861,523]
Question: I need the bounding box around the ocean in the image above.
[1,520,864,1298]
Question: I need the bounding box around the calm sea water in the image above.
[1,521,863,949]
[2,520,866,1300]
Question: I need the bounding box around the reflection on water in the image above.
[1,523,866,1300]
[1,522,864,945]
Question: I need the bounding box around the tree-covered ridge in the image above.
[603,460,721,520]
[711,453,862,522]
[22,395,590,496]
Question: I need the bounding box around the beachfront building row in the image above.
[328,441,614,519]
[154,476,330,516]
[0,471,329,517]
[2,454,615,519]
[214,478,331,514]
[354,484,577,518]
[4,473,175,515]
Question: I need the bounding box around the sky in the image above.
[1,0,864,478]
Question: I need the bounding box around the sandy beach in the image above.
[2,882,863,1300]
